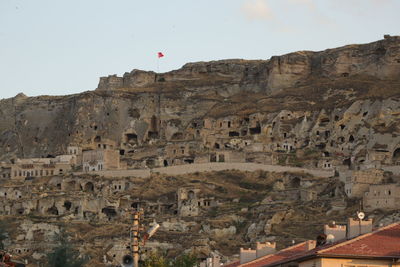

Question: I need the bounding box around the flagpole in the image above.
[157,57,159,73]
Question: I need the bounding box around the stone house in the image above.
[67,145,83,165]
[163,142,198,166]
[0,165,11,179]
[82,149,120,172]
[177,187,201,217]
[344,168,384,198]
[10,158,72,180]
[177,187,216,217]
[209,150,246,163]
[318,159,333,169]
[363,183,400,212]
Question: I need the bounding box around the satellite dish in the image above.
[357,211,365,220]
[326,234,335,243]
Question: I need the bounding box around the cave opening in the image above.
[125,133,138,144]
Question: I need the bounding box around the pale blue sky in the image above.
[0,0,399,99]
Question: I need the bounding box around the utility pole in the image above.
[131,209,142,267]
[122,208,159,267]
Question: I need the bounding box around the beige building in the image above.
[0,164,11,179]
[82,149,120,172]
[176,187,216,217]
[67,146,83,165]
[345,168,384,198]
[363,183,400,211]
[10,157,72,180]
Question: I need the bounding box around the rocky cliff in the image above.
[1,36,400,162]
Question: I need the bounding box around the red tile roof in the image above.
[318,222,400,258]
[240,242,308,267]
[223,260,240,267]
[231,222,400,267]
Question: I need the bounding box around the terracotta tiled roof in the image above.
[240,242,308,267]
[318,222,400,258]
[234,222,400,267]
[223,260,240,267]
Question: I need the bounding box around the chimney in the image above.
[324,222,347,241]
[347,218,373,239]
[256,242,276,258]
[305,240,316,250]
[240,248,256,264]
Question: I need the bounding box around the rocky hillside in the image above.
[1,36,400,266]
[0,36,399,161]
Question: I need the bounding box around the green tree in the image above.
[143,252,170,267]
[142,252,198,267]
[46,231,88,267]
[173,253,198,267]
[0,220,9,250]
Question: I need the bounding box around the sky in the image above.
[0,0,399,99]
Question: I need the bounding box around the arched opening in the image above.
[171,132,183,140]
[125,133,138,144]
[17,208,24,215]
[163,160,168,167]
[229,131,240,137]
[393,148,400,163]
[131,202,140,210]
[84,182,94,192]
[218,154,225,162]
[343,158,351,167]
[94,136,101,142]
[249,122,261,135]
[210,153,217,162]
[184,158,194,164]
[214,143,220,149]
[102,207,117,219]
[349,135,355,143]
[64,201,72,211]
[290,177,301,188]
[47,206,59,216]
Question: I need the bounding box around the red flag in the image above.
[158,52,164,58]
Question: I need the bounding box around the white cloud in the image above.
[241,0,273,21]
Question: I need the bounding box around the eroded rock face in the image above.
[97,36,400,93]
[1,36,400,164]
